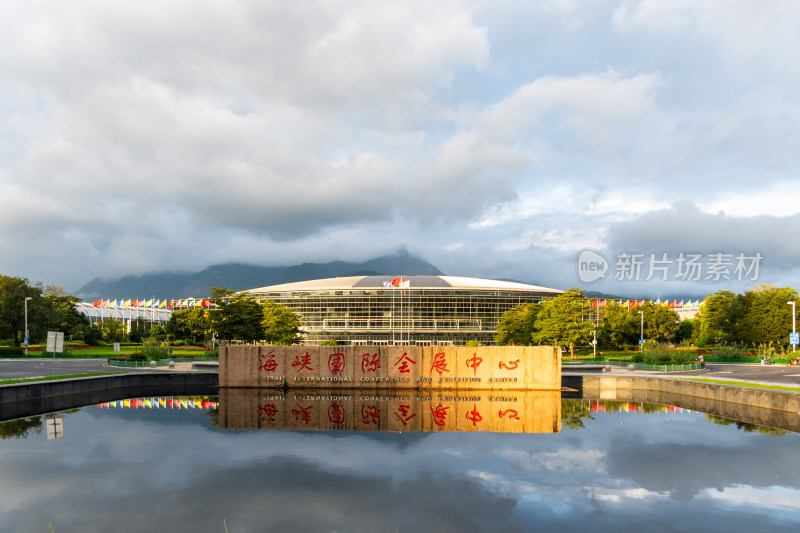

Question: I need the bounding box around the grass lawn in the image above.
[7,346,213,358]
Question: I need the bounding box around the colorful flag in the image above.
[591,299,598,308]
[678,300,684,307]
[92,300,102,307]
[382,282,392,288]
[159,300,166,308]
[399,280,410,288]
[391,277,402,286]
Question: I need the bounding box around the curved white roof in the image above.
[244,275,562,294]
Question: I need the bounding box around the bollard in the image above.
[149,360,157,368]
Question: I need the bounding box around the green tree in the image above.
[167,307,212,342]
[38,285,89,341]
[149,324,169,342]
[734,284,799,347]
[84,323,103,345]
[0,275,41,345]
[101,319,125,343]
[675,319,694,344]
[533,288,594,357]
[495,303,539,346]
[640,301,681,343]
[261,299,303,345]
[128,317,148,343]
[210,287,264,343]
[598,301,639,349]
[692,290,738,346]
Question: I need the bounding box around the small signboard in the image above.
[46,331,64,353]
[638,339,645,344]
[23,337,28,347]
[114,343,120,353]
[790,332,799,346]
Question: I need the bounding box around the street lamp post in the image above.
[591,329,597,360]
[24,296,32,357]
[788,301,796,353]
[638,310,644,352]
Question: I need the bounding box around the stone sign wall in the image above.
[220,345,560,390]
[218,387,561,433]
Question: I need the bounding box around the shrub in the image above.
[128,341,169,362]
[0,346,23,356]
[319,339,338,346]
[172,340,186,347]
[711,345,747,360]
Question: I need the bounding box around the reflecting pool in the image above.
[1,389,799,532]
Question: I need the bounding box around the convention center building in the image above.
[243,275,562,346]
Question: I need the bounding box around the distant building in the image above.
[243,275,562,346]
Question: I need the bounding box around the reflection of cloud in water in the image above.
[498,448,607,473]
[605,433,800,501]
[2,456,518,533]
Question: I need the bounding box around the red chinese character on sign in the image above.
[394,404,416,426]
[466,403,483,427]
[394,353,416,374]
[361,353,380,372]
[430,403,450,426]
[431,352,450,375]
[292,404,312,425]
[291,352,314,372]
[328,404,346,424]
[499,358,520,371]
[498,409,520,421]
[328,353,346,373]
[465,353,483,376]
[361,404,380,425]
[259,403,279,424]
[259,352,278,372]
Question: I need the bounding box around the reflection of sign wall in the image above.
[218,388,561,434]
[220,345,561,390]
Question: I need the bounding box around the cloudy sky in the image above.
[2,0,799,297]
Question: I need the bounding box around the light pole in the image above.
[24,296,32,357]
[788,301,796,353]
[591,329,597,360]
[638,310,644,352]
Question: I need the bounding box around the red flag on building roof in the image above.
[391,277,402,286]
[201,299,208,307]
[93,300,102,307]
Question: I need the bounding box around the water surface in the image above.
[1,392,798,532]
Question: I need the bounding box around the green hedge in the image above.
[0,346,23,356]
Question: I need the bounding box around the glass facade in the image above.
[246,276,562,346]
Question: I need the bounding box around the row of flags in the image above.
[91,299,216,309]
[95,397,217,409]
[589,299,700,309]
[383,277,411,289]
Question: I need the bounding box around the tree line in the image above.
[0,276,303,347]
[496,284,800,352]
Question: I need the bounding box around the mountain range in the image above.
[75,250,445,300]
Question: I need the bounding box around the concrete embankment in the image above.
[572,374,800,432]
[0,372,218,421]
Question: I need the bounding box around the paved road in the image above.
[0,358,154,379]
[673,362,800,387]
